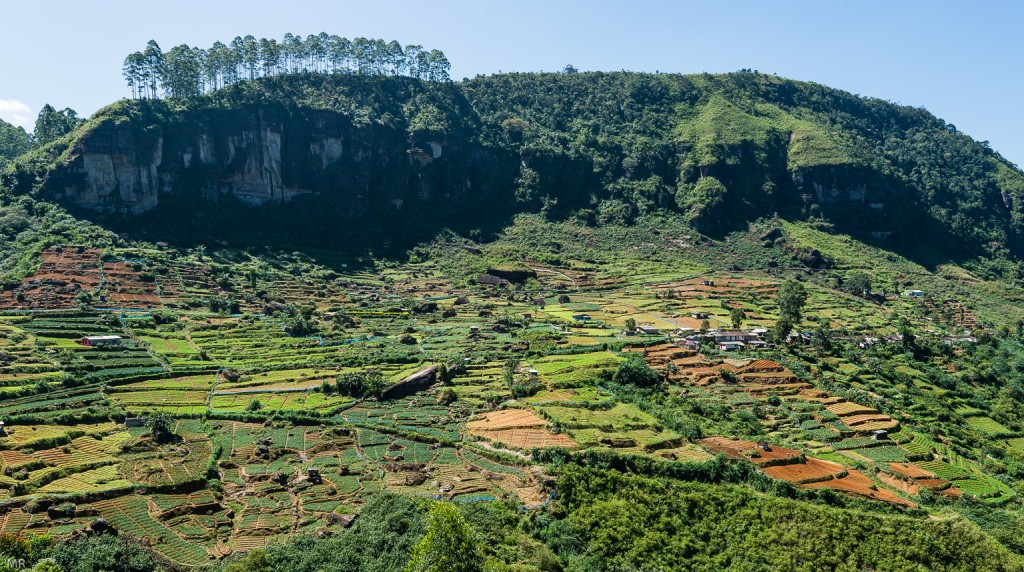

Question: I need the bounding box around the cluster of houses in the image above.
[676,329,771,351]
[571,291,979,353]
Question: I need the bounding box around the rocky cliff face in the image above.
[49,120,164,213]
[44,105,518,221]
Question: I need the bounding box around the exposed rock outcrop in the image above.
[42,105,518,221]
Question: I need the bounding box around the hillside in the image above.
[1,71,1024,570]
[6,72,1024,269]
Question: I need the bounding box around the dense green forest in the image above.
[0,118,31,166]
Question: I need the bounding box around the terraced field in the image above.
[0,245,1015,565]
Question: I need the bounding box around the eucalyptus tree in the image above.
[142,40,164,98]
[162,44,203,98]
[204,41,229,90]
[121,51,146,98]
[328,35,351,73]
[259,38,282,76]
[240,35,260,80]
[121,34,453,98]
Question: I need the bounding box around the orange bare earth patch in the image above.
[762,457,845,484]
[698,437,802,466]
[467,409,576,450]
[888,462,934,479]
[0,248,103,310]
[471,428,577,450]
[467,409,547,431]
[699,437,916,507]
[878,472,921,496]
[0,247,166,310]
[800,469,917,507]
[745,360,784,372]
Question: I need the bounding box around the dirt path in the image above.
[187,328,224,410]
[472,441,532,462]
[529,266,579,291]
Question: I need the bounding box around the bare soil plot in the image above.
[763,457,845,484]
[698,437,802,466]
[471,428,577,450]
[800,469,916,507]
[467,409,547,431]
[0,249,103,310]
[826,401,877,416]
[888,462,934,478]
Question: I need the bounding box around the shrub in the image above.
[613,353,660,388]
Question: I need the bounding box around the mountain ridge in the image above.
[4,71,1022,269]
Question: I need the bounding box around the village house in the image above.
[942,336,977,346]
[572,313,592,321]
[839,335,878,349]
[903,289,924,298]
[786,332,813,345]
[711,331,760,344]
[680,336,701,350]
[718,341,745,351]
[636,325,661,335]
[81,335,122,347]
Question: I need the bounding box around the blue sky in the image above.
[1,0,1021,165]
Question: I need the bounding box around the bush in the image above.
[613,353,660,388]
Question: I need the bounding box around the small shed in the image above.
[124,417,147,428]
[636,326,660,335]
[307,467,322,483]
[718,341,745,351]
[527,369,539,377]
[572,313,592,321]
[756,441,772,451]
[81,335,122,347]
[903,290,924,297]
[871,430,889,441]
[681,337,700,350]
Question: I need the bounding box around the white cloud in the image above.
[0,99,34,131]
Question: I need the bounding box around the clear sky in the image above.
[1,1,1021,165]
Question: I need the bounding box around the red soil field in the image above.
[0,248,166,310]
[698,437,802,466]
[471,428,577,450]
[800,469,916,507]
[888,462,934,478]
[467,409,547,431]
[467,409,576,449]
[762,457,845,484]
